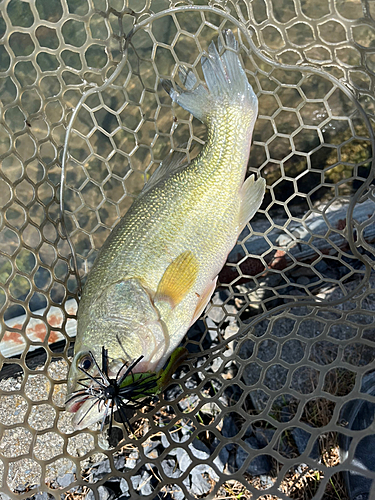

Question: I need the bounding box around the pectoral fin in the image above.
[190,277,217,326]
[238,175,266,231]
[155,250,199,308]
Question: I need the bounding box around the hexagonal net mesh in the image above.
[0,0,375,499]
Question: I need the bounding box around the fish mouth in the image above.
[65,392,89,414]
[65,348,160,431]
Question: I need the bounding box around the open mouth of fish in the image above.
[66,388,119,430]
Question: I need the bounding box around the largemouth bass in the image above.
[66,29,265,430]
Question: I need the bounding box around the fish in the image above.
[65,29,266,431]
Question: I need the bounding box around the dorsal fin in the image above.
[141,149,188,195]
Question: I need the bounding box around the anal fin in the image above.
[155,251,199,309]
[238,175,266,231]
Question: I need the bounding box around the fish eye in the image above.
[78,354,92,371]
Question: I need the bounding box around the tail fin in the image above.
[162,29,258,123]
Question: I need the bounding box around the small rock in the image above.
[254,428,275,448]
[314,260,327,273]
[172,487,185,500]
[259,475,274,488]
[120,478,129,494]
[189,439,210,459]
[236,443,272,475]
[280,405,293,422]
[218,443,230,467]
[296,276,310,285]
[161,431,170,449]
[114,455,125,471]
[280,339,306,365]
[210,356,223,373]
[247,454,272,475]
[271,317,296,338]
[131,474,141,490]
[194,463,220,481]
[213,454,225,474]
[291,427,319,460]
[178,393,199,411]
[237,339,255,359]
[224,322,239,339]
[221,414,239,440]
[143,438,161,458]
[97,486,111,500]
[242,362,262,386]
[139,471,153,496]
[86,486,111,500]
[248,388,270,412]
[29,494,49,500]
[93,459,111,480]
[175,448,192,472]
[187,470,211,496]
[256,339,277,362]
[235,445,249,470]
[161,458,182,478]
[125,450,139,469]
[200,402,220,416]
[207,304,226,323]
[57,473,75,488]
[164,384,183,401]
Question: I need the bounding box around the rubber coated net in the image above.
[0,1,375,499]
